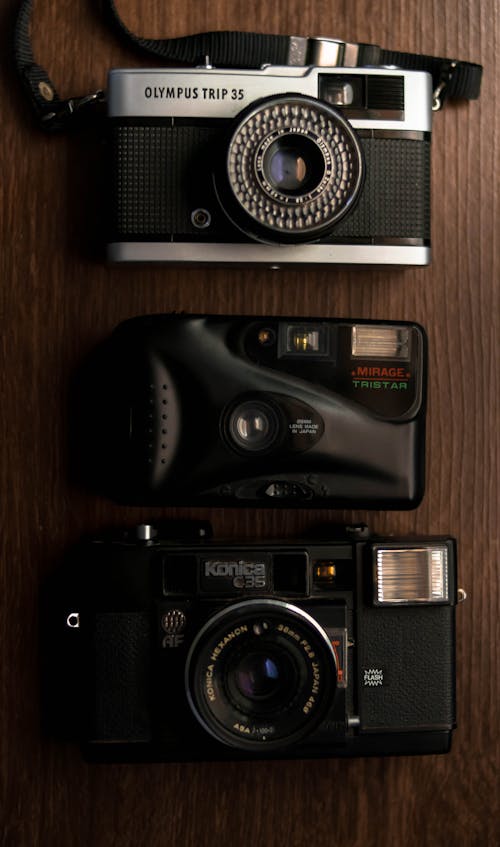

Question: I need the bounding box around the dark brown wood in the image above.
[1,1,498,844]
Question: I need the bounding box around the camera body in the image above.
[107,65,432,266]
[49,524,457,761]
[85,313,426,509]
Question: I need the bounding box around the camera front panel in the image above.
[93,313,426,509]
[109,123,430,245]
[48,532,457,761]
[107,66,431,265]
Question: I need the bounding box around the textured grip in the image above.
[357,606,455,731]
[110,124,219,236]
[109,124,430,242]
[332,137,430,240]
[90,612,152,742]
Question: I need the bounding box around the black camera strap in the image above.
[14,0,483,131]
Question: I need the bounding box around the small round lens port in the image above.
[228,400,279,453]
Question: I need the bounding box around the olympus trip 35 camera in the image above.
[85,313,427,509]
[48,524,459,761]
[107,63,432,266]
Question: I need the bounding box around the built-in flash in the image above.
[374,546,449,605]
[352,325,410,360]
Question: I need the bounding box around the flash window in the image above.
[351,325,410,360]
[373,545,449,605]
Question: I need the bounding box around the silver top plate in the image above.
[108,66,432,131]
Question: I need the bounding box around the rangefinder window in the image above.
[319,74,405,115]
[319,75,363,108]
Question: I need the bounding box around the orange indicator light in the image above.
[315,563,336,581]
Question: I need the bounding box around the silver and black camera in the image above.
[79,313,427,509]
[107,64,432,266]
[48,524,458,761]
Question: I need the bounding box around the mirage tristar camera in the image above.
[107,64,432,266]
[86,313,427,509]
[49,524,458,762]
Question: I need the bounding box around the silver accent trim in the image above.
[191,208,211,229]
[288,37,363,68]
[136,523,156,541]
[310,38,361,68]
[66,612,80,628]
[287,36,310,66]
[108,242,430,266]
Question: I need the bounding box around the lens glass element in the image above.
[263,136,326,196]
[228,400,279,453]
[234,651,293,700]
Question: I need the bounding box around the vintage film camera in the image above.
[48,523,458,761]
[83,313,426,509]
[107,64,432,266]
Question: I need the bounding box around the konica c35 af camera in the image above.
[49,524,458,761]
[107,64,432,266]
[84,314,426,509]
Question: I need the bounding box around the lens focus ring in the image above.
[185,600,338,751]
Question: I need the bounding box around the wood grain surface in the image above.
[1,1,498,845]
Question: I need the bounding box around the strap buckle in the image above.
[308,37,364,67]
[40,89,105,130]
[287,36,380,67]
[432,60,458,111]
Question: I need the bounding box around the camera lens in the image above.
[263,136,325,195]
[231,650,295,703]
[215,94,364,244]
[186,600,337,751]
[228,400,279,453]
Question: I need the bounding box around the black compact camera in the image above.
[48,523,458,761]
[107,64,432,266]
[82,313,426,509]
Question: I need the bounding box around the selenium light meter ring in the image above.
[223,94,365,240]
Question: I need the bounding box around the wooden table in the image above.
[1,1,498,844]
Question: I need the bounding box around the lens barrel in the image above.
[214,94,364,245]
[185,600,337,751]
[227,399,280,453]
